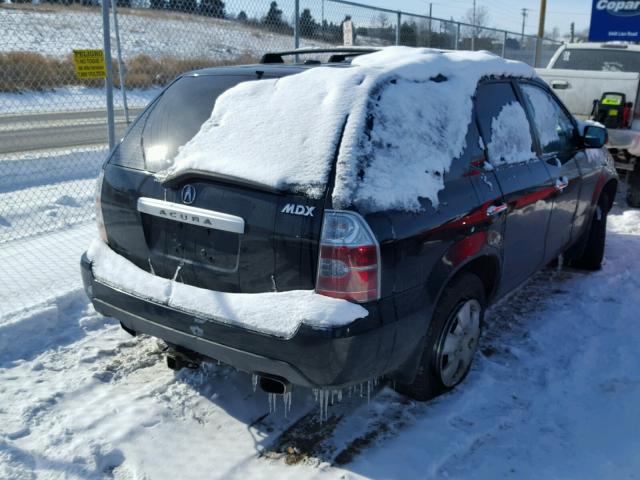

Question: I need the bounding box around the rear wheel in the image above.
[395,273,485,401]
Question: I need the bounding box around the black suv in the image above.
[81,48,617,401]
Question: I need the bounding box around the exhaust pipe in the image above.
[259,374,292,395]
[166,348,200,371]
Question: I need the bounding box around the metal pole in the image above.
[427,2,432,47]
[535,0,547,67]
[502,30,507,57]
[321,0,325,40]
[533,36,539,66]
[396,11,401,45]
[455,22,460,50]
[102,0,115,151]
[471,0,476,50]
[294,0,300,49]
[111,0,129,125]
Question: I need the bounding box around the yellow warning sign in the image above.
[72,49,106,79]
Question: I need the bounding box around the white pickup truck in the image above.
[536,43,640,206]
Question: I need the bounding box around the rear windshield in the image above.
[115,75,253,172]
[552,48,640,73]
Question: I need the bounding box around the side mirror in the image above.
[583,125,607,148]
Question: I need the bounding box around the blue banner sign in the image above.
[589,0,640,41]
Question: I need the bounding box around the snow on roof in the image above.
[160,47,535,212]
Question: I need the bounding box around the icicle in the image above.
[324,389,329,423]
[268,392,277,414]
[367,380,371,404]
[282,391,292,418]
[337,389,343,402]
[252,374,258,393]
[557,254,564,272]
[313,388,318,402]
[359,383,363,398]
[148,259,155,275]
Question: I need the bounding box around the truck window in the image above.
[552,49,640,73]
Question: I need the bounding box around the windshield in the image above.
[552,48,640,73]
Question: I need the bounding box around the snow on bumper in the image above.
[85,239,368,338]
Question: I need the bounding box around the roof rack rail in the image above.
[260,47,380,64]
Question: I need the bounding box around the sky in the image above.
[357,0,593,37]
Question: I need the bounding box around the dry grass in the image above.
[0,51,259,92]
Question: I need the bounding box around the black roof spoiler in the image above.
[260,47,380,64]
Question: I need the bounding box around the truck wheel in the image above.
[627,163,640,208]
[566,196,608,271]
[395,273,485,401]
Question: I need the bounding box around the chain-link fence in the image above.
[0,0,562,317]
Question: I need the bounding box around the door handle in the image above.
[487,203,508,216]
[551,80,570,90]
[555,176,569,192]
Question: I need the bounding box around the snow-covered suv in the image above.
[81,47,617,401]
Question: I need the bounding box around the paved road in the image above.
[0,108,144,154]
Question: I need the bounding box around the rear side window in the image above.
[552,48,640,72]
[113,75,252,172]
[475,82,536,166]
[519,83,578,156]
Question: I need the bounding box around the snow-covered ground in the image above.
[0,147,105,244]
[0,87,159,115]
[1,196,639,479]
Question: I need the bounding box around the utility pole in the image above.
[570,22,575,43]
[521,8,528,43]
[535,0,547,67]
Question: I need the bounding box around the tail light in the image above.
[316,210,381,303]
[95,170,107,242]
[623,103,632,128]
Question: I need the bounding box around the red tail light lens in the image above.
[316,210,380,303]
[623,103,632,128]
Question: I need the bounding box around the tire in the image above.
[395,273,485,401]
[627,162,640,208]
[566,196,608,271]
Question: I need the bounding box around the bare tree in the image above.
[462,5,490,39]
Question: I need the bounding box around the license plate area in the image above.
[142,215,241,273]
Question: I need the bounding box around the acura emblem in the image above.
[181,184,196,205]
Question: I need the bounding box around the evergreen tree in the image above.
[237,10,248,22]
[200,0,225,17]
[263,1,285,30]
[299,8,317,38]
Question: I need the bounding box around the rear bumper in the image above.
[81,253,404,388]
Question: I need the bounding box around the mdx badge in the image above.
[281,204,315,217]
[181,184,196,204]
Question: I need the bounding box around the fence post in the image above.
[396,11,401,45]
[294,0,300,50]
[534,37,540,67]
[101,0,115,151]
[455,23,460,50]
[111,0,129,125]
[501,30,507,58]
